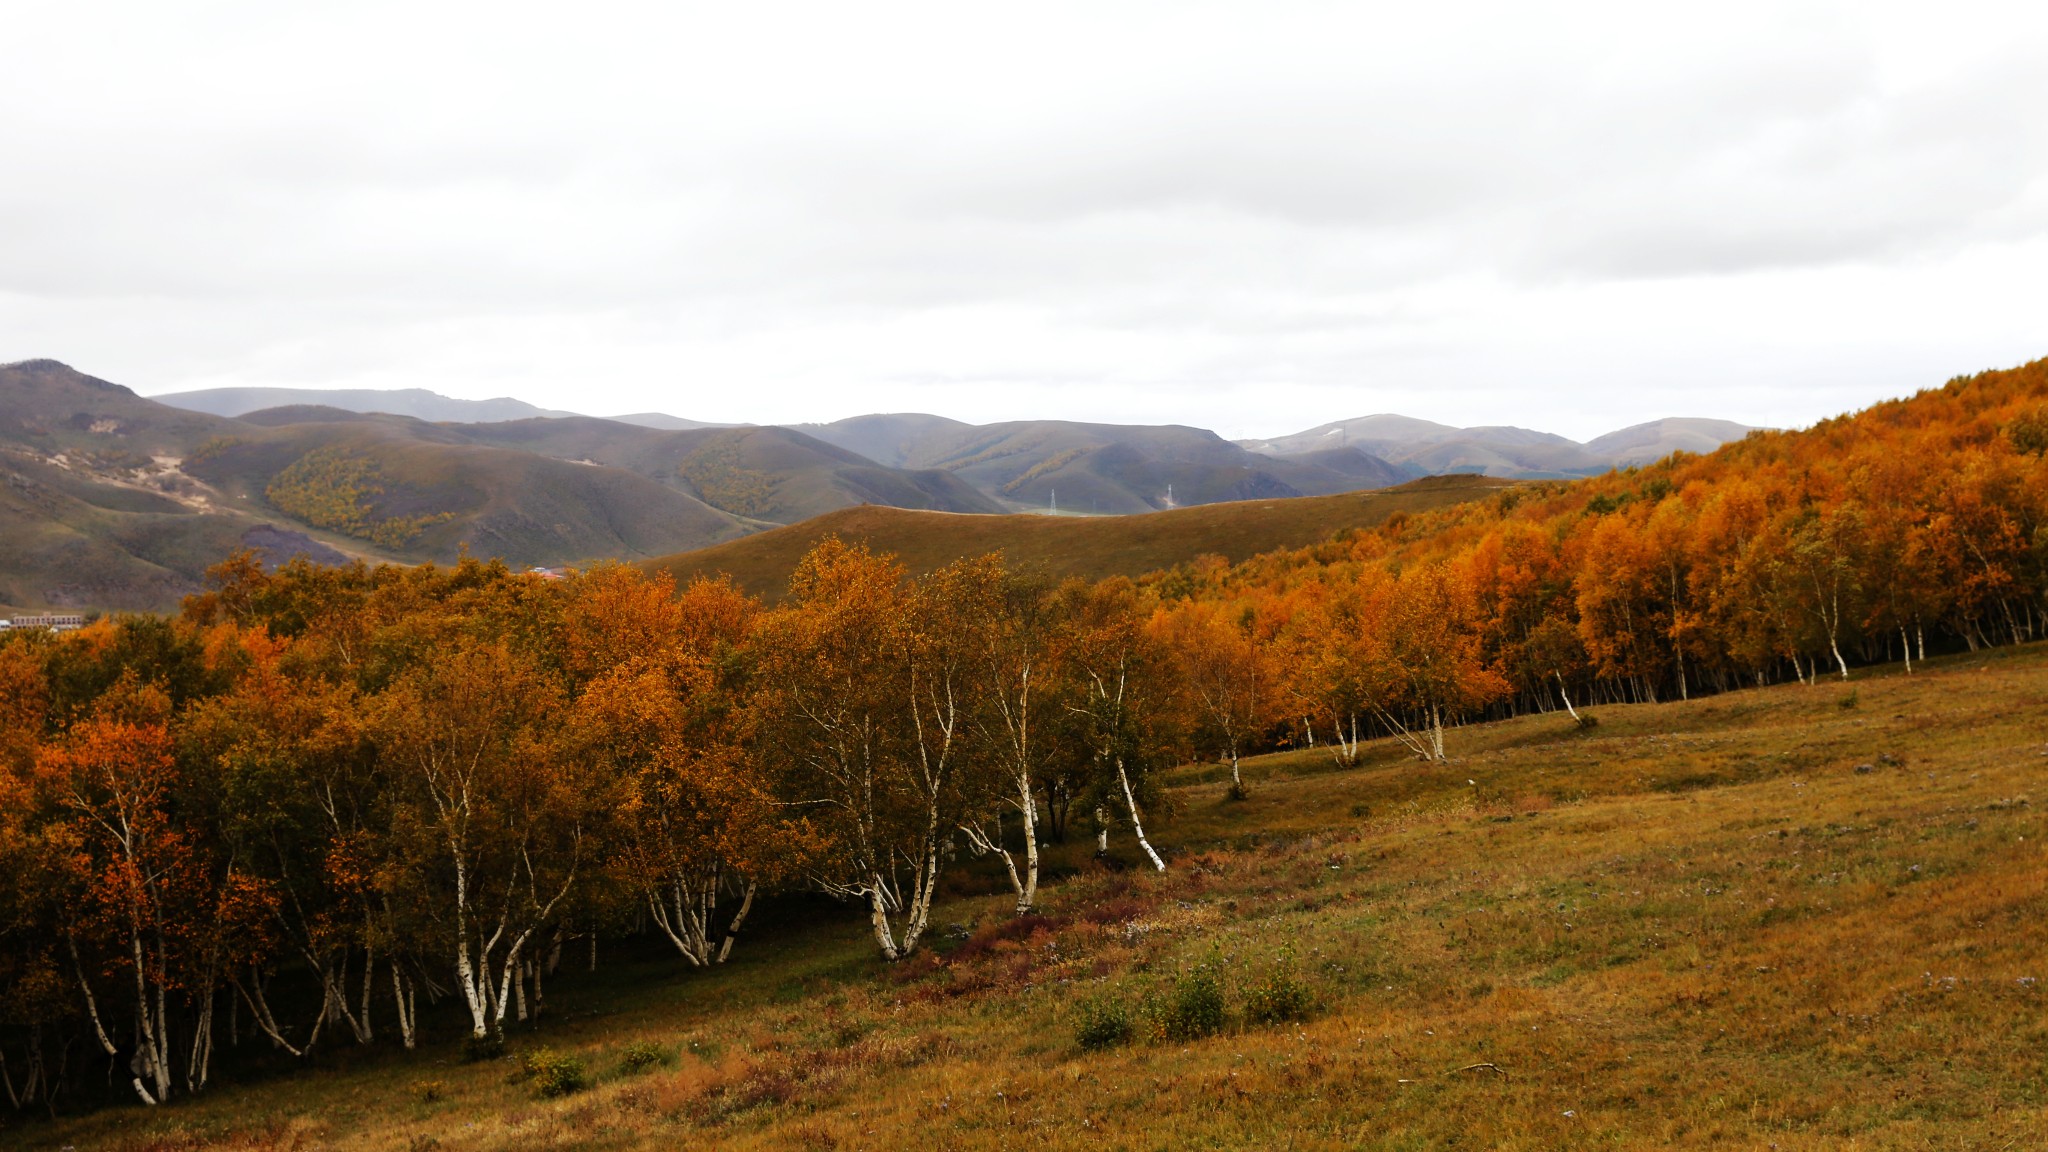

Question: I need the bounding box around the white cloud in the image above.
[3,0,2045,441]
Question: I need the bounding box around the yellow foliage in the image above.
[265,446,452,547]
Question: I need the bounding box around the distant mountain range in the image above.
[155,386,1758,483]
[2,364,1758,614]
[1235,414,1755,476]
[153,385,732,430]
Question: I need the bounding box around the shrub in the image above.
[620,1040,667,1073]
[413,1079,447,1103]
[520,1047,588,1097]
[461,1032,505,1063]
[1155,955,1227,1041]
[1243,949,1314,1026]
[1074,992,1134,1050]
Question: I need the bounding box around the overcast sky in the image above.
[4,1,2045,440]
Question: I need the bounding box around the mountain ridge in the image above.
[148,383,1761,478]
[5,362,1762,614]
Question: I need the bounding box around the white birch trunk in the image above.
[717,882,756,963]
[866,879,902,961]
[236,970,306,1057]
[391,961,417,1050]
[1554,674,1582,723]
[73,936,158,1105]
[1117,761,1166,871]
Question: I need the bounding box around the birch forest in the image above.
[3,359,2046,1116]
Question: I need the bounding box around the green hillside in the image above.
[644,474,1511,599]
[185,423,751,565]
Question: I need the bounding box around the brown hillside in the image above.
[642,473,1512,598]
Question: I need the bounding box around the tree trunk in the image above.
[1117,761,1166,871]
[72,936,157,1105]
[236,970,307,1058]
[866,880,902,961]
[185,979,215,1095]
[1015,781,1040,915]
[391,961,417,1050]
[1554,674,1582,723]
[717,882,756,963]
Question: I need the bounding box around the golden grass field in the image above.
[641,474,1515,599]
[20,644,2046,1151]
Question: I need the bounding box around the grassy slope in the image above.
[2,363,759,609]
[24,645,2046,1151]
[0,454,266,613]
[888,419,1409,514]
[441,422,1002,523]
[643,474,1512,599]
[187,422,753,566]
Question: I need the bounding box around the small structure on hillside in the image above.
[2,613,88,632]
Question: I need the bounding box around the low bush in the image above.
[520,1047,589,1097]
[1243,949,1314,1025]
[1074,991,1134,1050]
[460,1032,505,1063]
[1155,955,1227,1041]
[620,1040,667,1073]
[412,1079,447,1103]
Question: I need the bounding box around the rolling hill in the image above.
[790,416,1415,514]
[1584,416,1758,465]
[642,474,1511,600]
[0,361,366,611]
[156,384,1753,500]
[153,384,728,430]
[0,363,1024,613]
[0,362,763,612]
[443,420,1000,523]
[789,413,976,468]
[1239,414,1758,478]
[5,362,1759,614]
[153,385,580,423]
[30,643,2044,1150]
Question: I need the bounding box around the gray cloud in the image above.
[2,0,2044,440]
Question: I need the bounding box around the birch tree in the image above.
[38,679,267,1104]
[753,539,952,960]
[1380,563,1509,761]
[181,626,385,1055]
[1790,502,1865,679]
[1151,596,1270,797]
[571,574,799,966]
[370,642,597,1039]
[949,558,1056,915]
[1057,578,1175,871]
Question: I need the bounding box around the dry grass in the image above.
[641,474,1512,600]
[17,645,2047,1150]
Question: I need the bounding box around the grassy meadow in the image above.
[16,644,2046,1151]
[643,474,1513,600]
